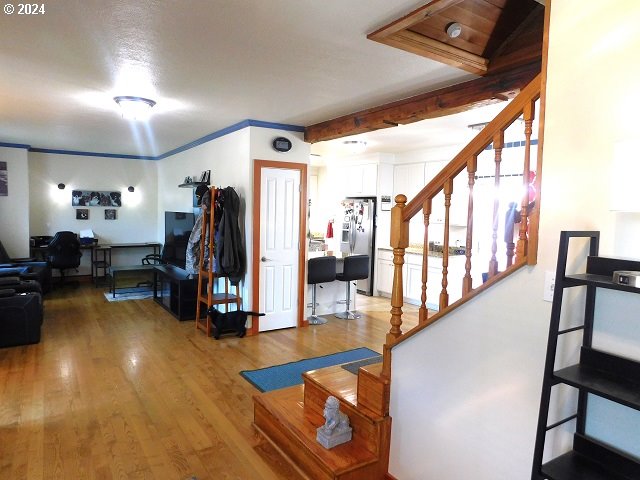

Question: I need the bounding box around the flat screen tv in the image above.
[164,211,195,269]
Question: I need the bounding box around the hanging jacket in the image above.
[215,187,245,285]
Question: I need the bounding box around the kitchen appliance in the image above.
[339,197,376,296]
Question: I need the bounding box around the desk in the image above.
[30,242,161,280]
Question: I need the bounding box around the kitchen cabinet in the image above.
[376,248,464,310]
[393,163,426,200]
[424,161,468,226]
[375,249,394,295]
[345,163,377,197]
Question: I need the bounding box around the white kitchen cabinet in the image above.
[345,163,377,197]
[405,254,424,306]
[376,249,394,295]
[393,163,426,201]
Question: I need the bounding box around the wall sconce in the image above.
[128,186,135,192]
[57,183,66,190]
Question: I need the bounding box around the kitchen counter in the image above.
[378,246,466,257]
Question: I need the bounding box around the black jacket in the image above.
[215,187,245,285]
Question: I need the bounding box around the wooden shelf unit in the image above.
[531,231,640,480]
[194,186,242,336]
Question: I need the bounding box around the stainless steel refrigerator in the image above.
[339,197,376,296]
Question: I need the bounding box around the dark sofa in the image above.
[0,240,51,294]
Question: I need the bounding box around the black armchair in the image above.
[0,240,52,294]
[47,231,82,284]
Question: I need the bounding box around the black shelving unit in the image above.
[531,231,640,480]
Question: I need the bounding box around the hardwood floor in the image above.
[0,284,418,479]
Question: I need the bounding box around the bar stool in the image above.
[335,254,369,320]
[307,256,337,325]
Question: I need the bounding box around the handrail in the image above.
[403,73,541,220]
[382,74,542,378]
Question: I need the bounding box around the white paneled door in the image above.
[258,167,301,331]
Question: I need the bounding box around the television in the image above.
[164,211,196,269]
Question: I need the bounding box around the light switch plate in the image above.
[543,271,555,302]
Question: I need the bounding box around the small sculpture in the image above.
[316,396,352,449]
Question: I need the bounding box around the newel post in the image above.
[383,194,408,378]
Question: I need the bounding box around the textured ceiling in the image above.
[0,0,475,157]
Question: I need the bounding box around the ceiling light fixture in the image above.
[446,22,462,38]
[113,96,156,121]
[343,140,367,155]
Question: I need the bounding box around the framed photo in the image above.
[105,209,117,220]
[76,209,89,220]
[199,169,210,184]
[71,190,122,207]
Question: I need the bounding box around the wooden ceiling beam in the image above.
[304,61,540,144]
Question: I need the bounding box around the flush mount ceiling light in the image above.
[446,22,462,38]
[113,96,156,121]
[343,140,367,155]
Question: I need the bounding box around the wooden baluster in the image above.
[388,195,409,343]
[463,156,477,295]
[384,194,409,378]
[488,131,504,277]
[516,100,536,263]
[419,198,431,324]
[440,178,453,310]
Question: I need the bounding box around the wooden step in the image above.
[253,385,382,480]
[303,361,389,418]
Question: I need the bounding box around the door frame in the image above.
[251,159,308,335]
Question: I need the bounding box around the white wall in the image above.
[388,1,640,478]
[28,152,158,274]
[0,146,30,258]
[156,126,308,310]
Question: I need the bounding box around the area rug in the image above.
[240,347,380,392]
[103,287,155,302]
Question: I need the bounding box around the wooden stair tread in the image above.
[304,365,359,407]
[254,385,378,475]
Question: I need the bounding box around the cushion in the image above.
[0,277,21,286]
[0,267,31,276]
[0,288,16,297]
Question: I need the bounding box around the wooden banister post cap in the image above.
[394,194,407,205]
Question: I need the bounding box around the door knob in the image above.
[261,256,271,262]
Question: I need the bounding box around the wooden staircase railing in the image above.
[382,73,542,378]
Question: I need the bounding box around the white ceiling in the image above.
[0,0,478,157]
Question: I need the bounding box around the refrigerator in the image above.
[339,197,376,296]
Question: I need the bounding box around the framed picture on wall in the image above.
[105,209,117,220]
[76,209,89,220]
[0,161,7,196]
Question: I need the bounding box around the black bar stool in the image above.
[307,256,337,325]
[335,254,369,320]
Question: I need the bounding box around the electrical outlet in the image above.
[543,271,555,302]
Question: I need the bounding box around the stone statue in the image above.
[316,396,352,449]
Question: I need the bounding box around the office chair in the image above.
[46,231,82,285]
